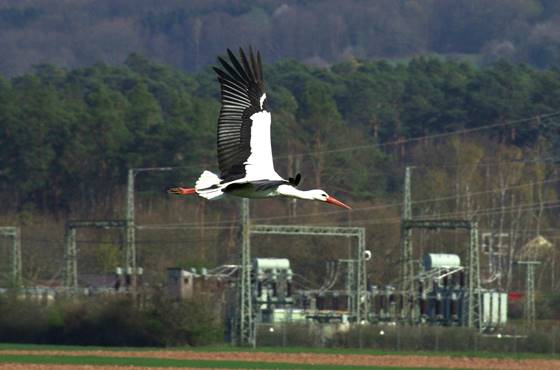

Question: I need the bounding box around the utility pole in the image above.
[125,166,173,290]
[126,169,136,289]
[0,227,22,288]
[238,198,254,345]
[517,261,540,330]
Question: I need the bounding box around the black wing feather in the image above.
[215,47,266,182]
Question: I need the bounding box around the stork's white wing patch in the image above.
[244,110,282,181]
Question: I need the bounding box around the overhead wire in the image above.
[139,177,560,228]
[275,111,560,158]
[149,111,560,172]
[341,199,560,226]
[125,111,560,236]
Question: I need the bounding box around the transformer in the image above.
[252,258,294,322]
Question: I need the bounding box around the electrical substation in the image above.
[1,166,551,346]
[162,167,514,345]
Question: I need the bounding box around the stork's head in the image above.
[307,189,351,209]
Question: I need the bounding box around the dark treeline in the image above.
[2,55,560,212]
[1,0,560,76]
[0,294,222,346]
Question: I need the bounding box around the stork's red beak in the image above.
[168,187,196,196]
[326,196,351,209]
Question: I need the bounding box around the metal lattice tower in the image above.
[402,219,482,329]
[238,198,254,346]
[0,227,22,287]
[517,261,540,330]
[400,166,414,321]
[63,220,127,291]
[63,226,77,289]
[468,222,482,331]
[234,200,369,345]
[398,167,482,329]
[249,224,368,323]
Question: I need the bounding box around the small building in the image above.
[166,267,229,301]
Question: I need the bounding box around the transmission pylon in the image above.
[517,261,540,330]
[467,222,482,331]
[400,166,415,321]
[0,227,22,288]
[63,225,77,289]
[238,198,254,345]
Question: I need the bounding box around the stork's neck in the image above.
[276,184,314,200]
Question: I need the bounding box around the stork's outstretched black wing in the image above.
[213,47,281,182]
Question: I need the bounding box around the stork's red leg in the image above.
[167,187,196,195]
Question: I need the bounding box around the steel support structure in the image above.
[400,166,415,321]
[517,261,540,330]
[0,227,22,287]
[339,259,357,317]
[125,167,173,291]
[63,220,127,290]
[399,167,482,330]
[402,219,482,330]
[249,224,368,323]
[236,198,254,346]
[126,169,136,286]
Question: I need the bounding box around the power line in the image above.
[407,156,560,169]
[142,111,560,175]
[126,112,560,238]
[345,200,560,226]
[275,111,560,159]
[145,177,560,228]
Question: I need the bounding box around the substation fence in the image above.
[253,322,560,354]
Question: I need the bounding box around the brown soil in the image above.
[1,349,560,370]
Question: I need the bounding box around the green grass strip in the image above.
[0,353,465,370]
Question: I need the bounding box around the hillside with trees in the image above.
[1,56,559,212]
[1,0,560,76]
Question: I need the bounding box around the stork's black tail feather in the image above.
[289,173,301,186]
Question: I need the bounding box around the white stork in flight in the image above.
[168,47,351,210]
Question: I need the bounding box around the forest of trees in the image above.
[0,54,558,302]
[1,55,559,212]
[1,0,560,76]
